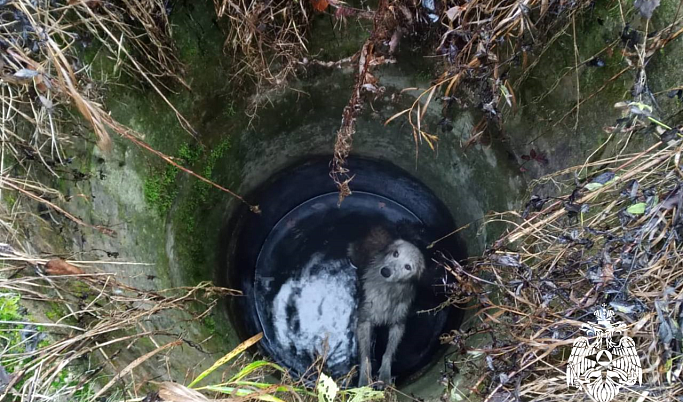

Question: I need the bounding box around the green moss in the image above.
[307,14,371,60]
[204,139,231,180]
[48,368,95,401]
[68,281,91,299]
[0,295,24,362]
[143,140,209,218]
[178,142,202,165]
[224,101,237,118]
[144,142,202,216]
[0,294,42,376]
[203,314,216,332]
[172,138,235,282]
[45,301,72,324]
[72,381,94,401]
[3,193,17,209]
[45,309,60,322]
[144,164,179,215]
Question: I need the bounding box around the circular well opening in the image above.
[221,157,465,386]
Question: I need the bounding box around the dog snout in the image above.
[380,267,392,278]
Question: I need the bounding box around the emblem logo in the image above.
[566,305,642,402]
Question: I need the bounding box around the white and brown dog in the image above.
[349,226,425,386]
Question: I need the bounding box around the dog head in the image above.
[375,239,425,283]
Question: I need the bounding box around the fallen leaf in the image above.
[540,0,549,16]
[609,301,635,314]
[601,263,614,284]
[627,202,647,215]
[348,387,384,402]
[570,288,598,308]
[586,172,618,191]
[361,83,378,93]
[44,259,84,276]
[489,253,522,268]
[311,0,329,12]
[34,74,50,92]
[317,373,339,402]
[38,95,53,109]
[159,382,209,402]
[388,29,401,54]
[444,6,462,21]
[13,69,39,80]
[585,182,604,191]
[591,172,616,185]
[654,300,674,349]
[614,101,630,110]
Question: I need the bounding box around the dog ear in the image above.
[416,254,426,279]
[367,226,393,251]
[395,220,428,248]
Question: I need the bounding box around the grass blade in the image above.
[229,360,285,383]
[188,332,263,388]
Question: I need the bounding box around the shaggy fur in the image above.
[349,226,426,386]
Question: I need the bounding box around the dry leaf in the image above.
[570,288,598,308]
[540,0,549,16]
[44,259,84,276]
[444,6,462,22]
[34,74,50,92]
[39,95,53,109]
[601,263,614,285]
[388,29,401,54]
[13,69,39,79]
[310,0,329,12]
[159,382,209,402]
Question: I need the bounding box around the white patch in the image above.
[271,254,358,374]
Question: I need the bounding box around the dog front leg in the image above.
[357,320,373,386]
[378,323,405,385]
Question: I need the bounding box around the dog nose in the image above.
[380,267,392,278]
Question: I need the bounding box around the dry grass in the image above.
[330,0,601,199]
[0,0,188,154]
[0,242,239,401]
[437,129,683,400]
[0,2,258,398]
[0,0,254,228]
[383,0,599,150]
[213,0,311,118]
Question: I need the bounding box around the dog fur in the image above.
[349,226,426,386]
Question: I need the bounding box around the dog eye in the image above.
[404,264,411,271]
[393,250,399,258]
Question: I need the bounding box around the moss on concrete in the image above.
[0,294,25,372]
[501,1,665,190]
[144,143,201,216]
[170,137,239,284]
[307,14,372,61]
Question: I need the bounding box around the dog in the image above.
[348,226,426,386]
